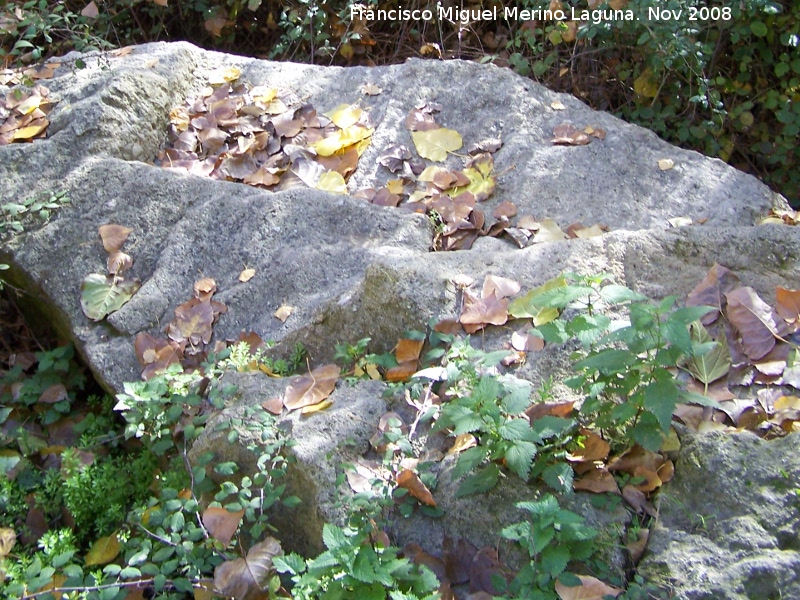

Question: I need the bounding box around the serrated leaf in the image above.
[455,463,500,497]
[505,441,537,480]
[80,274,140,321]
[542,462,573,495]
[411,128,462,161]
[322,524,348,552]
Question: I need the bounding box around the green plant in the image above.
[498,494,601,599]
[275,497,440,600]
[526,273,718,451]
[1,189,71,289]
[220,340,307,377]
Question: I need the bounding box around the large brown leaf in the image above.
[167,298,214,347]
[686,263,740,325]
[776,287,800,326]
[283,364,339,410]
[202,506,244,548]
[214,537,281,600]
[724,287,782,360]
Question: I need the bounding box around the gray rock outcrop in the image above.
[2,42,799,598]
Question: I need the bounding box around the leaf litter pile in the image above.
[0,84,57,145]
[158,68,609,251]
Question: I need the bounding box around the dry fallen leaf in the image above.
[284,364,339,410]
[396,469,436,506]
[238,268,256,283]
[202,507,244,547]
[550,100,567,110]
[274,304,294,322]
[658,158,675,170]
[555,574,622,600]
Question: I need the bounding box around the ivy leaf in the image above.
[80,274,140,321]
[455,463,500,497]
[411,128,462,161]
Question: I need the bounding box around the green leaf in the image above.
[599,284,647,304]
[643,375,679,432]
[505,441,537,480]
[499,418,535,441]
[542,462,573,495]
[508,276,567,323]
[274,553,307,575]
[455,463,500,497]
[541,545,570,579]
[322,524,349,552]
[631,413,663,451]
[575,348,636,373]
[452,446,489,479]
[80,274,140,321]
[685,322,731,385]
[530,415,575,441]
[750,20,768,36]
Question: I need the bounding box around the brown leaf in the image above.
[725,286,782,360]
[202,506,244,547]
[274,305,294,322]
[193,278,217,301]
[555,575,622,599]
[238,268,256,283]
[283,364,339,410]
[492,201,517,219]
[98,224,132,254]
[261,397,284,415]
[526,400,575,422]
[106,251,133,275]
[168,298,214,347]
[482,275,520,300]
[572,467,620,494]
[776,287,800,325]
[385,361,419,383]
[685,263,740,325]
[460,289,508,329]
[396,338,424,363]
[38,383,67,404]
[396,469,436,506]
[469,547,508,595]
[214,537,281,600]
[81,1,99,18]
[622,485,656,517]
[552,123,591,146]
[443,536,477,585]
[568,429,610,462]
[625,528,650,565]
[511,329,545,352]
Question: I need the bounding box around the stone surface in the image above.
[639,429,800,600]
[2,42,800,598]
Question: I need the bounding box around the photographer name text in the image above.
[350,4,732,24]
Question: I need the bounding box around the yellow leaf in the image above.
[386,179,405,195]
[301,399,333,415]
[573,224,604,238]
[316,171,347,194]
[312,126,373,156]
[85,533,120,566]
[658,158,675,171]
[12,122,48,140]
[447,433,477,455]
[411,128,462,161]
[325,104,362,129]
[532,218,568,243]
[0,528,16,559]
[238,268,256,282]
[208,66,240,85]
[775,396,800,410]
[634,69,659,98]
[365,363,382,380]
[15,94,44,115]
